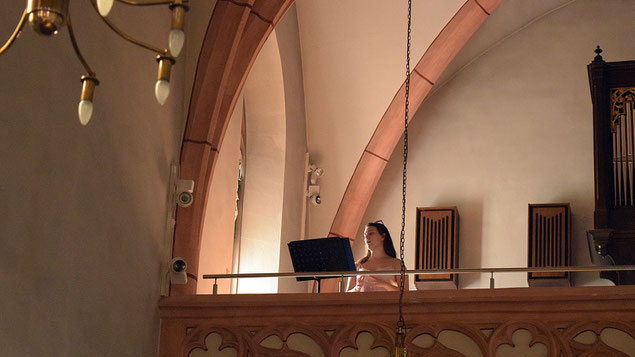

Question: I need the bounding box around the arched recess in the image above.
[172,0,294,296]
[171,0,503,295]
[237,29,287,294]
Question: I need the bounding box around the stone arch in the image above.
[171,0,504,295]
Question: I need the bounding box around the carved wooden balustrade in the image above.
[159,285,635,356]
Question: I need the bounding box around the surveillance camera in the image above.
[172,257,187,272]
[176,179,194,208]
[169,257,187,284]
[310,194,321,206]
[177,191,193,208]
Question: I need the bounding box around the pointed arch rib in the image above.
[329,0,503,241]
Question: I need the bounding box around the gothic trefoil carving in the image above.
[183,320,635,357]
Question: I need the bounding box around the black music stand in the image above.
[288,237,356,292]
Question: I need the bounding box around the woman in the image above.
[347,221,408,292]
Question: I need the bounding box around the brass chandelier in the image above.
[0,0,188,125]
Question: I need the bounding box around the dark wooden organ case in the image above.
[587,47,635,285]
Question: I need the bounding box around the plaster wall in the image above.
[295,0,465,240]
[197,94,243,294]
[237,30,287,293]
[275,5,311,293]
[0,1,186,356]
[361,0,635,289]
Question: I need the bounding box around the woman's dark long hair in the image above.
[358,221,397,265]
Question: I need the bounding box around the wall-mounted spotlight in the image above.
[309,165,324,185]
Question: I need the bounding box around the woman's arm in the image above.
[346,275,357,292]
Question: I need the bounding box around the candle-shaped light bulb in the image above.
[168,29,184,57]
[155,55,175,105]
[155,80,170,106]
[97,0,114,16]
[78,76,99,126]
[78,100,93,125]
[168,2,187,57]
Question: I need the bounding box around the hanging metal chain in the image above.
[396,0,411,355]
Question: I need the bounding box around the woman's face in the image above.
[364,226,384,253]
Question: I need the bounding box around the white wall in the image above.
[296,0,465,239]
[361,0,635,289]
[0,1,188,355]
[276,5,311,293]
[237,30,287,293]
[197,94,243,295]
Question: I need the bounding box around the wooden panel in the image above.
[415,207,459,290]
[527,204,570,287]
[159,286,635,357]
[589,229,635,285]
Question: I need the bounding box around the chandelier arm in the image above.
[89,0,171,57]
[67,13,96,76]
[0,9,28,56]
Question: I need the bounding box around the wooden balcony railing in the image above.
[159,285,635,357]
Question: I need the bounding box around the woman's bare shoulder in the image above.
[390,257,404,269]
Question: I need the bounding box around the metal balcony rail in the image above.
[202,265,635,294]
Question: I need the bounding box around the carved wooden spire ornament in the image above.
[594,45,604,62]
